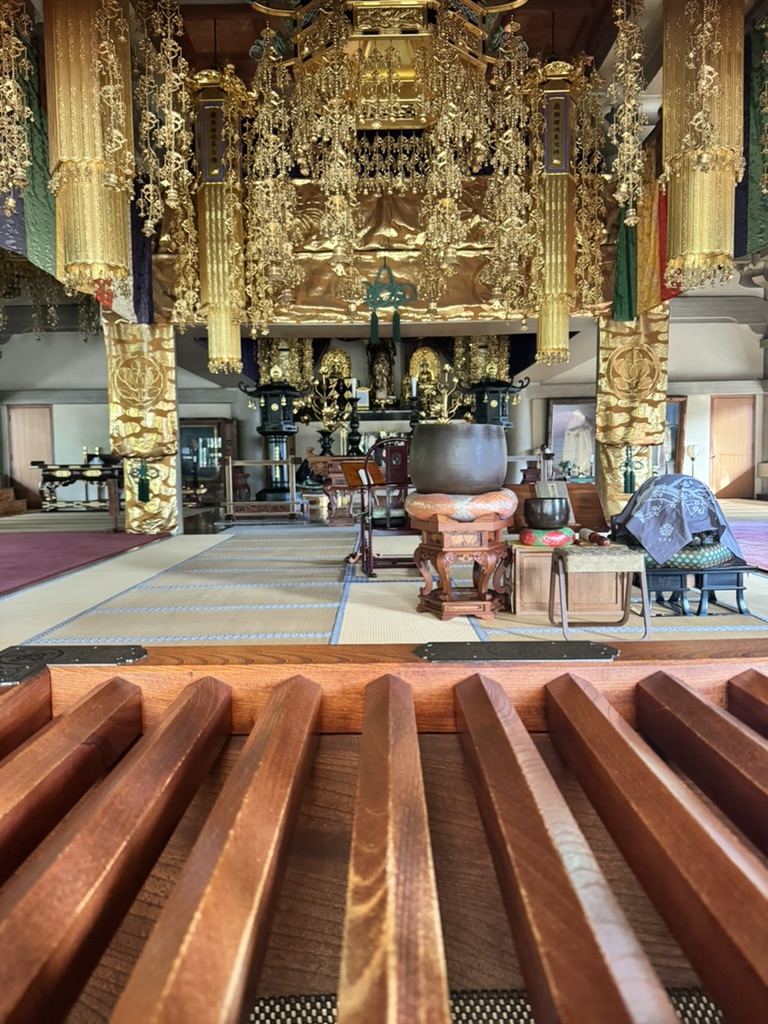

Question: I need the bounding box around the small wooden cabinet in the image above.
[511,543,623,616]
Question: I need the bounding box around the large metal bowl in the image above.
[523,497,569,529]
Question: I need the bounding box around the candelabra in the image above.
[295,375,346,455]
[346,396,362,457]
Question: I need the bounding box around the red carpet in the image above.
[730,521,768,573]
[0,532,169,597]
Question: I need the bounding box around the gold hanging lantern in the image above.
[663,0,744,291]
[194,70,246,374]
[43,0,133,293]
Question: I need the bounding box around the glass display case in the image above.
[180,419,236,504]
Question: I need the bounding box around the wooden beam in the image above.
[46,654,768,734]
[0,677,231,1023]
[547,673,768,1023]
[0,670,51,762]
[338,676,451,1024]
[637,670,768,854]
[455,673,677,1024]
[0,677,141,885]
[110,676,321,1024]
[728,668,768,739]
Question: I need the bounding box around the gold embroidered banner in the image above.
[104,320,178,460]
[595,305,669,447]
[123,457,178,535]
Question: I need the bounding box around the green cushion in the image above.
[643,542,736,570]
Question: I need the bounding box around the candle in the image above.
[350,377,357,398]
[410,376,418,398]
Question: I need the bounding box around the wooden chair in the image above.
[353,436,415,577]
[1,645,768,1023]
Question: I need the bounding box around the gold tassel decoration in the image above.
[194,70,247,374]
[536,65,576,365]
[43,0,133,294]
[663,0,744,291]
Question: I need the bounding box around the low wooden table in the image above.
[641,562,756,616]
[411,514,513,620]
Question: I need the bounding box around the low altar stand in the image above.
[411,513,513,619]
[1,639,768,1023]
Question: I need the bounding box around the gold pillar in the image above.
[103,319,179,535]
[595,305,670,516]
[537,67,576,364]
[43,0,133,293]
[663,0,744,290]
[194,72,246,374]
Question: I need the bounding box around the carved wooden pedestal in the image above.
[411,514,513,620]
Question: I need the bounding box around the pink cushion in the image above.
[519,527,575,547]
[404,489,518,522]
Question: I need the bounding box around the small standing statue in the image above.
[368,339,396,408]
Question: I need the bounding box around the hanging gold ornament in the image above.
[193,69,247,374]
[535,62,577,365]
[609,0,648,226]
[0,0,33,218]
[43,0,133,294]
[663,0,744,291]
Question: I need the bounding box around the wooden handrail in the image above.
[728,668,768,739]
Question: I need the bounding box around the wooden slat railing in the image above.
[337,676,451,1024]
[454,673,678,1024]
[110,676,321,1024]
[728,668,768,738]
[0,677,141,884]
[637,670,768,854]
[0,677,231,1024]
[546,672,768,1023]
[0,671,51,761]
[2,654,768,1021]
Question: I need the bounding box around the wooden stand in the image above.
[411,514,513,620]
[511,542,623,616]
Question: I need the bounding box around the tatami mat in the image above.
[3,523,767,649]
[338,580,481,644]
